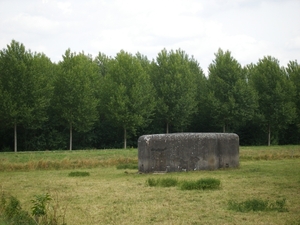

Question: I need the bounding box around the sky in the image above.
[0,0,299,75]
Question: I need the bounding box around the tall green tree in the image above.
[94,52,110,77]
[249,56,296,146]
[30,52,55,124]
[135,52,151,74]
[187,56,208,132]
[52,50,99,150]
[207,49,257,132]
[102,50,155,148]
[284,60,300,142]
[0,40,52,152]
[94,52,111,116]
[151,49,199,133]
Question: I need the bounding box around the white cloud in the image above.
[11,13,59,34]
[0,0,299,73]
[287,37,300,49]
[57,1,72,15]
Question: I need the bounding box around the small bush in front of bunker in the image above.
[180,178,221,190]
[146,177,178,187]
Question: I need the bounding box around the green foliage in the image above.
[31,193,51,217]
[0,40,53,152]
[52,50,99,150]
[249,56,297,145]
[68,171,90,177]
[207,48,258,132]
[146,177,178,187]
[0,191,67,225]
[179,178,221,190]
[102,50,156,148]
[1,39,300,150]
[228,198,288,212]
[151,49,200,132]
[286,60,300,136]
[0,193,36,225]
[94,52,110,77]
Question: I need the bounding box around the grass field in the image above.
[0,146,300,224]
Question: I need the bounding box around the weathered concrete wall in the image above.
[138,133,239,173]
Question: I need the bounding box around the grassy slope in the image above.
[0,146,300,224]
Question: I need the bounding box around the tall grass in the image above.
[0,155,137,171]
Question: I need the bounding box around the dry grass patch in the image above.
[0,149,137,171]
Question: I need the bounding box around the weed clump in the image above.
[31,193,52,223]
[180,178,221,190]
[146,177,178,187]
[228,198,288,212]
[146,177,220,190]
[0,193,36,225]
[0,191,67,225]
[68,171,90,177]
[146,178,157,187]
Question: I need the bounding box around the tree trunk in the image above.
[14,123,17,152]
[223,124,226,133]
[124,127,127,149]
[268,124,271,146]
[70,123,72,150]
[166,122,169,134]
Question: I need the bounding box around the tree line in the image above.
[0,40,299,152]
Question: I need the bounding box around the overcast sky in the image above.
[0,0,299,75]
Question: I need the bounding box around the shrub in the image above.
[180,178,221,190]
[68,171,90,177]
[228,198,288,212]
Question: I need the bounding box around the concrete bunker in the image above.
[138,133,239,173]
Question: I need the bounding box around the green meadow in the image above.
[0,146,300,225]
